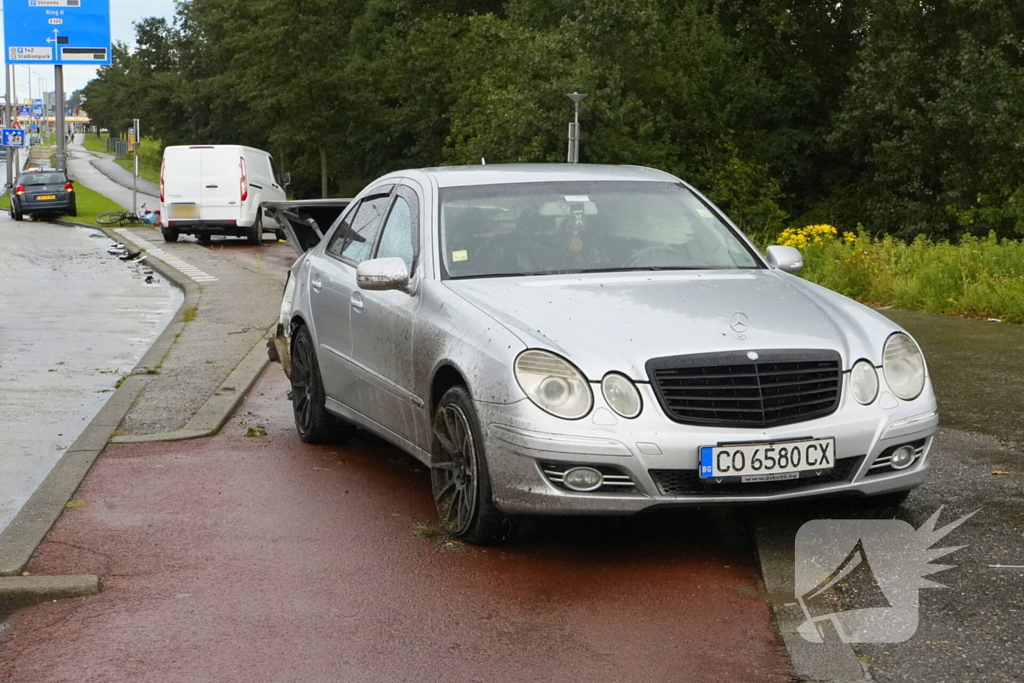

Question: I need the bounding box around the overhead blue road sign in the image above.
[2,129,27,148]
[4,0,112,66]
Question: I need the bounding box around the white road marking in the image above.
[115,229,219,283]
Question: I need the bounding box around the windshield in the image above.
[19,172,66,186]
[439,181,760,279]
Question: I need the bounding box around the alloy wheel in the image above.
[291,333,314,433]
[431,404,479,535]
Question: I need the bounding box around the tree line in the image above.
[81,0,1024,241]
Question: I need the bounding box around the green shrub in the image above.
[778,225,1024,323]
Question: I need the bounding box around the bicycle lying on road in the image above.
[96,204,161,227]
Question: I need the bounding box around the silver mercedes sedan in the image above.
[271,164,937,544]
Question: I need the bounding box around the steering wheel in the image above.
[622,243,694,269]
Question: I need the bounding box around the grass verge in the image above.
[777,225,1024,323]
[80,132,109,155]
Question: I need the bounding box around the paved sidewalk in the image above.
[72,136,161,197]
[63,135,294,438]
[66,133,158,208]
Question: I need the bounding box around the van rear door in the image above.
[199,146,243,222]
[163,147,204,219]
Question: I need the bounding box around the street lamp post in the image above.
[566,92,587,164]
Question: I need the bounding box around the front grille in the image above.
[647,349,842,428]
[540,462,637,493]
[650,456,862,496]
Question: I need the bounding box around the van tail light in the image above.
[239,157,248,202]
[15,185,25,195]
[159,159,165,202]
[64,182,74,192]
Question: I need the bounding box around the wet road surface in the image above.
[0,217,180,534]
[0,370,789,683]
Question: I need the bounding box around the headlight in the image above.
[279,274,296,328]
[883,333,926,400]
[601,373,642,418]
[849,359,879,405]
[514,350,593,419]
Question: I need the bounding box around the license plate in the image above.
[699,438,836,482]
[169,203,200,219]
[36,195,56,200]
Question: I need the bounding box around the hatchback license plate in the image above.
[36,195,56,200]
[699,438,836,481]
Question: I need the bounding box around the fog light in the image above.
[563,467,603,492]
[890,445,916,470]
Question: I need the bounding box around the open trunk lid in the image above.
[262,199,352,256]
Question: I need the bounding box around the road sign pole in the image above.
[132,118,139,217]
[5,65,12,189]
[55,66,66,171]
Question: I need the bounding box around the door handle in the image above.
[311,272,323,291]
[205,184,218,188]
[351,291,364,310]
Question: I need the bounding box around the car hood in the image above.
[444,270,900,381]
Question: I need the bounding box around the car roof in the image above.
[412,163,680,188]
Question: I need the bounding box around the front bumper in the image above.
[476,377,938,515]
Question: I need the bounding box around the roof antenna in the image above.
[480,157,486,165]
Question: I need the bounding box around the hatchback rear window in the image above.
[19,173,67,185]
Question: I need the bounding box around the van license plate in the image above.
[699,438,836,481]
[169,203,200,219]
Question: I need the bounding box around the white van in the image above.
[159,145,288,244]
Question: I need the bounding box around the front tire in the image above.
[290,325,355,444]
[431,386,528,545]
[161,228,179,242]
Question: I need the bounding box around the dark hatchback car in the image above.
[10,169,77,221]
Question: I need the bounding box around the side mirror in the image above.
[765,245,804,274]
[357,257,410,292]
[280,172,292,188]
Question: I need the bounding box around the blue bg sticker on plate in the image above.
[699,446,714,477]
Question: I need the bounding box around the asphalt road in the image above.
[0,214,180,535]
[0,370,790,683]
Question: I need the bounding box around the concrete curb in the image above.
[0,575,100,612]
[0,222,196,578]
[754,525,871,683]
[111,331,271,443]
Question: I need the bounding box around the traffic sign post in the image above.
[4,1,112,171]
[2,128,27,148]
[3,1,112,67]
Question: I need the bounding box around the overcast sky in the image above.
[2,0,178,101]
